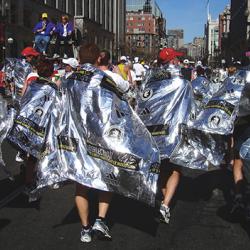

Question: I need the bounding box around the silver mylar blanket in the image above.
[240,138,250,175]
[0,96,15,179]
[171,73,247,170]
[191,76,212,113]
[3,58,33,101]
[136,66,194,159]
[238,69,250,117]
[10,64,160,206]
[7,81,59,158]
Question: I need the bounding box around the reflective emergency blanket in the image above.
[171,73,246,169]
[191,76,212,113]
[240,138,250,176]
[3,58,33,101]
[238,70,250,117]
[7,81,58,158]
[0,96,15,179]
[10,64,160,206]
[136,67,194,159]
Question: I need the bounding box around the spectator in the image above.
[133,57,146,87]
[98,50,129,93]
[54,15,74,58]
[117,56,132,83]
[181,59,193,81]
[62,58,79,79]
[33,13,55,55]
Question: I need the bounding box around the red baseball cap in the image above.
[21,47,40,57]
[158,48,184,63]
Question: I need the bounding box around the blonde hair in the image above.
[62,15,69,22]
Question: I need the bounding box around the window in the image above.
[68,0,75,15]
[84,0,90,18]
[46,0,56,8]
[90,0,95,20]
[95,0,100,23]
[58,0,66,12]
[76,0,83,15]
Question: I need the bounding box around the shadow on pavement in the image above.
[53,190,159,236]
[175,168,233,204]
[0,219,11,231]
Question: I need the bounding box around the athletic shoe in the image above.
[15,152,24,162]
[159,203,170,224]
[28,191,41,203]
[23,183,36,196]
[80,227,92,243]
[92,219,112,240]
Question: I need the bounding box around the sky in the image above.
[157,0,230,43]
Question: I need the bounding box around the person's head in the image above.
[196,66,205,76]
[158,48,183,65]
[134,57,139,63]
[119,56,127,64]
[21,47,40,63]
[61,15,69,24]
[228,66,237,76]
[79,43,100,65]
[41,13,48,21]
[62,58,79,72]
[36,58,54,78]
[183,59,189,67]
[98,50,111,67]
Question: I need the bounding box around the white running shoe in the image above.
[92,219,112,240]
[80,227,92,243]
[159,203,170,224]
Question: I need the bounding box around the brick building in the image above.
[125,0,166,58]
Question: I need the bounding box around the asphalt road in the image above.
[0,140,250,250]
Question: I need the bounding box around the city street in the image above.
[0,141,250,250]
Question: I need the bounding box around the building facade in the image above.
[229,0,250,61]
[218,5,230,63]
[185,37,205,61]
[0,0,72,59]
[125,0,166,58]
[204,15,219,65]
[0,0,126,60]
[126,0,163,18]
[166,29,184,49]
[74,0,126,59]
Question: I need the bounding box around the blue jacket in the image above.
[56,22,74,37]
[33,21,55,36]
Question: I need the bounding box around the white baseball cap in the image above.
[134,57,139,63]
[62,58,79,68]
[120,56,127,61]
[196,61,202,66]
[183,59,189,64]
